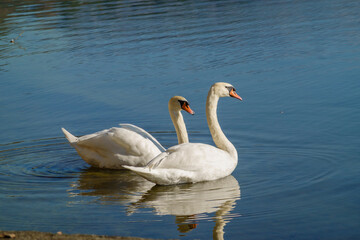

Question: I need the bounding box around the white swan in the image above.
[124,82,242,185]
[62,96,194,169]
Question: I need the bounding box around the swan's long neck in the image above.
[206,90,238,161]
[169,108,189,144]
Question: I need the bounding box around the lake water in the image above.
[1,0,360,239]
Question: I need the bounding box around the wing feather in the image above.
[119,124,165,152]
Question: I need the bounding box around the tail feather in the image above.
[123,165,150,175]
[123,165,192,185]
[61,128,78,143]
[123,165,155,182]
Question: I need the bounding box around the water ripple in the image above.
[1,0,359,238]
[241,144,340,197]
[0,137,86,183]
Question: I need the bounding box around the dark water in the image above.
[1,0,360,239]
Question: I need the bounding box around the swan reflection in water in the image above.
[68,167,155,204]
[70,169,240,239]
[129,175,240,239]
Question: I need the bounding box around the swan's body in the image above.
[124,82,242,185]
[62,96,194,169]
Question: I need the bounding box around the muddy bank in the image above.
[0,231,177,240]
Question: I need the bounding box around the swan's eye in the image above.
[178,100,195,115]
[178,100,190,109]
[225,86,234,93]
[178,100,186,108]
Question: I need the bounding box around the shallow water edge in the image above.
[0,230,172,240]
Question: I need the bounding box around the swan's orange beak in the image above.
[230,89,242,100]
[182,103,195,115]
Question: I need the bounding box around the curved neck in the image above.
[206,90,237,161]
[169,108,189,144]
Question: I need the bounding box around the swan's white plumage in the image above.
[62,96,193,169]
[62,127,78,143]
[124,82,242,185]
[118,124,165,152]
[125,143,236,185]
[62,124,164,169]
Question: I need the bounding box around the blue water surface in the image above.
[0,0,359,239]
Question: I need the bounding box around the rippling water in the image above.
[1,0,360,239]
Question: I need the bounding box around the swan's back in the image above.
[148,143,232,170]
[125,143,236,185]
[62,125,164,169]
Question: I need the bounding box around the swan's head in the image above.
[169,96,195,115]
[211,82,242,100]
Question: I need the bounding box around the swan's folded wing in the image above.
[123,165,197,185]
[145,143,233,172]
[75,125,165,154]
[146,151,169,169]
[69,126,164,167]
[119,124,166,152]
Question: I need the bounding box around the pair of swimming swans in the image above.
[62,95,194,169]
[62,82,242,185]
